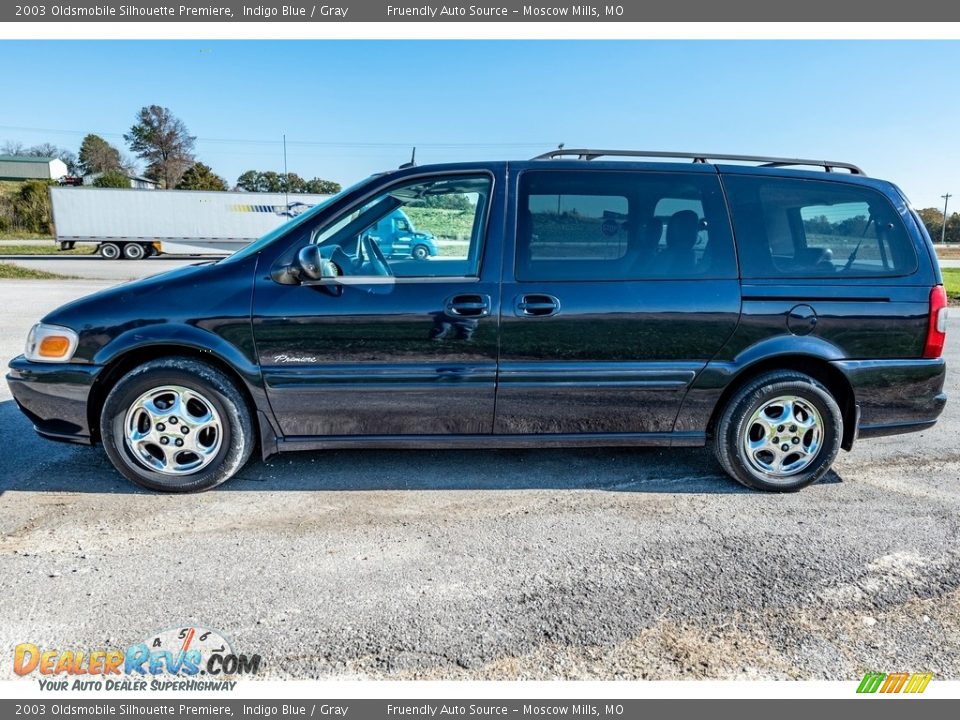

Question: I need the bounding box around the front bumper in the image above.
[831,358,947,439]
[6,355,102,445]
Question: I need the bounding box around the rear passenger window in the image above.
[516,170,736,281]
[724,175,917,279]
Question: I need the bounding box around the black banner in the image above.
[2,0,956,23]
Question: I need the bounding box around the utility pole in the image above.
[941,193,952,244]
[282,134,289,210]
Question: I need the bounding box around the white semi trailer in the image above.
[49,187,333,259]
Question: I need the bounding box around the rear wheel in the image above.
[100,358,254,492]
[713,370,843,492]
[99,242,121,260]
[122,243,147,260]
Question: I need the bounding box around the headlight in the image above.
[24,323,79,363]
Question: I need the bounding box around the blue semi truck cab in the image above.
[365,209,439,260]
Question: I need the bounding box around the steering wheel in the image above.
[361,234,393,277]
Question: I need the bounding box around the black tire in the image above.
[713,370,843,492]
[411,244,430,260]
[100,358,255,492]
[122,243,147,260]
[99,243,121,260]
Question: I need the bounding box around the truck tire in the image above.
[122,243,147,260]
[412,244,430,260]
[99,243,121,260]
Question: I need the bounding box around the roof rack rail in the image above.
[531,149,865,175]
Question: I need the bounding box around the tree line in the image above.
[916,207,960,244]
[1,106,342,234]
[2,104,341,194]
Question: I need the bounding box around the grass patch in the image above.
[0,262,76,280]
[941,268,960,302]
[0,231,55,241]
[403,207,476,241]
[0,242,96,256]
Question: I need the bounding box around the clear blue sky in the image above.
[0,40,957,209]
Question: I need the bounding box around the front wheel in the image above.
[411,244,430,260]
[713,371,843,492]
[100,358,255,492]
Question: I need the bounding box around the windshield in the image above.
[218,176,375,264]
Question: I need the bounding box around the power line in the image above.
[0,124,553,150]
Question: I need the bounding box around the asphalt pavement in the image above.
[0,276,957,681]
[1,254,210,282]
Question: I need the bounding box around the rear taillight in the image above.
[923,285,948,359]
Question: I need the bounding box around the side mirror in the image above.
[297,245,338,281]
[297,245,324,280]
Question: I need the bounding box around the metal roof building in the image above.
[0,155,69,181]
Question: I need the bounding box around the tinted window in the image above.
[517,170,736,281]
[724,175,917,279]
[311,174,491,278]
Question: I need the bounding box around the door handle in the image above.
[445,294,491,318]
[516,294,561,317]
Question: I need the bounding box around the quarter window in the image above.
[517,171,736,281]
[724,175,917,278]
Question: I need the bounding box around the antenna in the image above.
[399,147,417,169]
[282,133,289,208]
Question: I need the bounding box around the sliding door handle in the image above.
[516,294,561,317]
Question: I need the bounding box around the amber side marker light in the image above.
[24,323,79,363]
[38,336,71,358]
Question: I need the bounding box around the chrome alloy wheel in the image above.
[741,395,823,479]
[123,385,223,475]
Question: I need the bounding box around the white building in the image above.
[0,155,69,181]
[83,172,159,190]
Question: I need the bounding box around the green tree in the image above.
[92,170,130,188]
[259,171,282,192]
[235,170,261,192]
[13,180,55,233]
[176,162,228,191]
[915,208,960,243]
[281,172,306,193]
[234,169,341,194]
[124,105,196,189]
[78,134,122,176]
[304,178,342,194]
[947,212,960,244]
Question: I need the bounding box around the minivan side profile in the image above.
[6,150,947,493]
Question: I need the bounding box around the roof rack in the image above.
[531,149,865,175]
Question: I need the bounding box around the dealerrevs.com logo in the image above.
[13,626,262,691]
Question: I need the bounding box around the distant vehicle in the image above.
[364,209,438,260]
[57,175,84,187]
[9,150,947,493]
[48,187,333,260]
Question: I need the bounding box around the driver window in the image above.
[311,174,491,278]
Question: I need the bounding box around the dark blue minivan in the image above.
[6,150,948,493]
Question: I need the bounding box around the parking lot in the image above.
[0,262,958,680]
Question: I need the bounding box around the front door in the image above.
[252,170,503,437]
[495,167,742,436]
